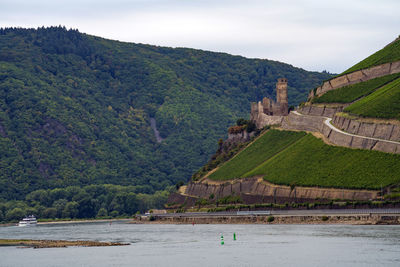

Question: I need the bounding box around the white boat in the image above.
[18,215,37,226]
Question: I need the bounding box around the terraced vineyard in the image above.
[341,37,400,75]
[208,130,306,181]
[312,73,400,104]
[209,130,400,190]
[344,77,400,120]
[246,134,400,190]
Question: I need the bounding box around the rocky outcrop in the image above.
[227,131,255,142]
[309,60,400,99]
[185,177,378,202]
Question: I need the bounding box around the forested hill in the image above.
[0,26,332,202]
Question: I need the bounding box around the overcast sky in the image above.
[1,0,399,73]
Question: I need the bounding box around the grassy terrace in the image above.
[341,37,400,75]
[245,134,400,190]
[209,130,400,190]
[312,73,400,104]
[344,77,400,120]
[208,130,306,181]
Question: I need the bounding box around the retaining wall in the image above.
[185,177,377,202]
[332,116,400,142]
[309,60,400,99]
[153,214,400,225]
[297,105,344,118]
[281,111,400,154]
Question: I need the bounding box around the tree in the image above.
[52,199,68,218]
[62,201,79,218]
[96,207,108,218]
[42,207,57,219]
[5,208,25,221]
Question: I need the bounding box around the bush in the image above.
[109,210,119,217]
[267,216,275,222]
[321,216,329,221]
[96,208,108,218]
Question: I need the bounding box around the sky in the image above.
[1,0,399,73]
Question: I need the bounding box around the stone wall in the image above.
[280,110,400,154]
[250,101,284,128]
[321,118,400,153]
[332,116,400,142]
[281,112,325,132]
[184,177,378,202]
[309,60,400,99]
[153,214,400,225]
[297,105,345,118]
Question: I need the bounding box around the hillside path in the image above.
[292,111,400,145]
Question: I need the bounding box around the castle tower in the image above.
[276,78,288,115]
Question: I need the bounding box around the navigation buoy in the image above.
[221,234,224,245]
[233,232,236,241]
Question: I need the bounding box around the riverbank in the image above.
[132,214,400,225]
[0,239,129,248]
[1,218,133,227]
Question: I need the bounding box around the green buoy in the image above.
[233,232,236,241]
[221,234,224,245]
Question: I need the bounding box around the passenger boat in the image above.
[18,215,37,226]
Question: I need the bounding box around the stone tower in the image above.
[276,78,288,115]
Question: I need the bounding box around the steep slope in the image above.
[310,36,400,121]
[208,130,400,190]
[344,77,400,120]
[312,73,400,104]
[0,26,332,201]
[342,36,400,75]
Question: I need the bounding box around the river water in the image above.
[1,222,400,266]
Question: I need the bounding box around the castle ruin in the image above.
[250,78,289,128]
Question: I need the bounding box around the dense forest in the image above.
[0,27,332,220]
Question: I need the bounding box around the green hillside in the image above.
[312,73,400,104]
[342,36,400,75]
[0,26,332,215]
[208,130,400,190]
[208,130,306,181]
[344,77,400,120]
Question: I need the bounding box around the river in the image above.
[1,222,400,266]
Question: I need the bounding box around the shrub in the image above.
[267,216,275,222]
[321,216,329,221]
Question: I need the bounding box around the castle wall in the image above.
[310,60,400,99]
[254,111,284,129]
